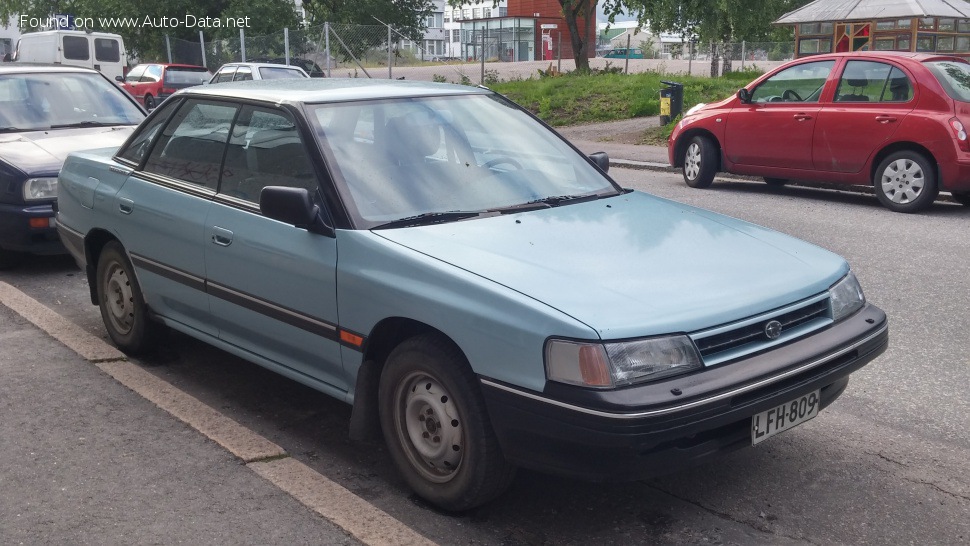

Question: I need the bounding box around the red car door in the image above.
[724,59,836,171]
[813,59,917,173]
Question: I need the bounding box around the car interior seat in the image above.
[838,77,869,102]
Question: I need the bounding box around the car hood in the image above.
[0,126,136,176]
[374,192,848,339]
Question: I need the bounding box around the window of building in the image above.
[798,38,832,55]
[484,8,491,18]
[957,36,970,50]
[938,36,955,51]
[916,34,936,51]
[473,8,481,18]
[799,22,834,35]
[453,10,460,20]
[959,19,970,32]
[939,18,956,32]
[453,29,461,41]
[874,38,895,50]
[462,9,471,19]
[918,18,936,30]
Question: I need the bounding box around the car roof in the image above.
[185,78,489,104]
[799,51,968,63]
[218,62,308,69]
[0,63,100,75]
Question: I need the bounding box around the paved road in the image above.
[2,167,968,544]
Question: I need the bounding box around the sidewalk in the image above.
[554,118,674,171]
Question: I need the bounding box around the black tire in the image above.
[951,192,970,207]
[144,95,156,110]
[764,177,789,187]
[96,241,160,354]
[0,248,25,270]
[682,135,717,188]
[874,151,939,213]
[378,334,515,511]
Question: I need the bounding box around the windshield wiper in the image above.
[484,201,552,214]
[527,193,604,207]
[48,121,123,129]
[372,210,486,230]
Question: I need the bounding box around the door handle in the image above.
[793,113,812,121]
[119,198,133,214]
[875,115,898,123]
[211,226,233,247]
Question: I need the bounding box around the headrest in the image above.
[846,78,868,88]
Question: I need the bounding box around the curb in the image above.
[0,281,434,546]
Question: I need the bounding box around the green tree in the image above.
[302,0,434,42]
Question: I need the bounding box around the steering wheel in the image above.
[482,157,522,171]
[782,89,803,102]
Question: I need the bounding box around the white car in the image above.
[209,62,309,84]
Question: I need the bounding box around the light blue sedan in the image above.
[56,79,888,511]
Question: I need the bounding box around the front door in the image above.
[724,60,835,170]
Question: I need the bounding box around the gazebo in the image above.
[775,0,970,58]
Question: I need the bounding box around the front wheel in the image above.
[379,334,515,511]
[682,136,717,188]
[96,241,161,353]
[874,151,938,213]
[144,95,156,110]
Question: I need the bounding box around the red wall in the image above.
[508,0,597,59]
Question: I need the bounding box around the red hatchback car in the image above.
[669,52,970,212]
[120,63,212,110]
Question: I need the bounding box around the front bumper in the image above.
[481,303,888,481]
[0,201,65,255]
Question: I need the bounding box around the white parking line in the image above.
[0,280,434,546]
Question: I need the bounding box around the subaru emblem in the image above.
[764,320,783,339]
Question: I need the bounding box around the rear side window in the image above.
[141,65,162,83]
[835,61,913,102]
[213,67,235,83]
[95,38,120,62]
[926,60,970,102]
[143,99,238,189]
[233,67,253,81]
[62,36,89,61]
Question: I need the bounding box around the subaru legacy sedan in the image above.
[669,52,970,213]
[56,79,888,511]
[0,64,145,268]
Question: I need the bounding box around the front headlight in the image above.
[23,177,58,201]
[545,335,703,389]
[829,271,865,322]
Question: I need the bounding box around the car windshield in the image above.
[0,72,144,132]
[925,60,970,102]
[308,94,621,227]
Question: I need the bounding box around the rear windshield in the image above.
[258,66,308,79]
[925,60,970,102]
[164,67,212,85]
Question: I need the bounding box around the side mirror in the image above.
[737,88,752,104]
[589,151,610,173]
[115,75,124,82]
[259,186,333,236]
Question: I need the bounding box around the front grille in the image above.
[692,297,830,364]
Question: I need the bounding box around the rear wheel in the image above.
[682,136,717,188]
[764,177,789,187]
[379,334,515,511]
[874,151,938,213]
[144,95,156,110]
[96,241,161,353]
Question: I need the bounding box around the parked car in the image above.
[252,57,326,77]
[0,64,145,269]
[120,63,211,109]
[209,62,309,84]
[669,51,970,213]
[56,79,888,511]
[604,47,645,59]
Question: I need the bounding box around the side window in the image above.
[233,67,253,81]
[219,106,318,203]
[751,60,835,103]
[62,36,90,61]
[835,61,908,102]
[143,99,238,189]
[125,65,146,83]
[116,99,181,166]
[94,38,120,62]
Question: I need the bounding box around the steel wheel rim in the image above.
[685,143,701,180]
[394,371,464,483]
[103,261,135,335]
[880,158,924,204]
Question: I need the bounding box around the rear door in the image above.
[813,59,917,173]
[724,60,835,170]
